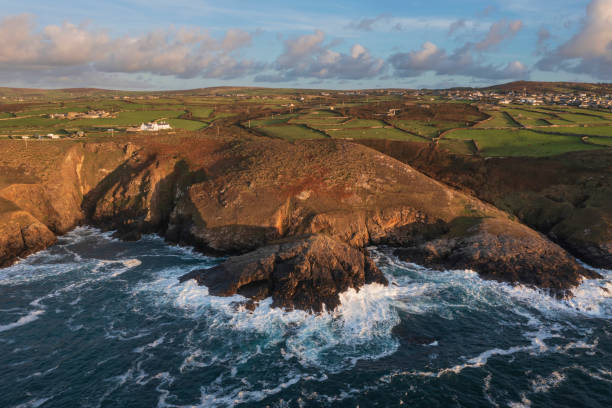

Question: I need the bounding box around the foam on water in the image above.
[1,229,612,407]
[134,267,402,374]
[0,310,45,333]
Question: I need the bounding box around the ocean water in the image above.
[1,228,611,408]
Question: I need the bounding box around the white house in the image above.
[139,122,172,132]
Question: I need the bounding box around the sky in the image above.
[0,0,610,90]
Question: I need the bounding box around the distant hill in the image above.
[483,81,612,95]
[0,81,611,98]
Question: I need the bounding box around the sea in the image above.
[1,227,611,407]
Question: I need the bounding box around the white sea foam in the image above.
[138,274,402,372]
[93,259,142,277]
[530,371,567,393]
[0,309,45,333]
[11,397,53,408]
[133,336,165,353]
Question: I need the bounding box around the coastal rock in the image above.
[179,234,388,312]
[0,209,56,267]
[0,137,603,296]
[358,139,612,269]
[394,217,601,296]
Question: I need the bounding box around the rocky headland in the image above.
[0,133,606,311]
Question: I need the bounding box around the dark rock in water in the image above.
[179,234,388,312]
[394,217,601,297]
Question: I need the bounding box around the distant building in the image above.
[137,122,172,132]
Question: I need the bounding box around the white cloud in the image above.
[256,30,385,82]
[536,0,612,79]
[0,14,260,80]
[388,19,528,80]
[474,19,524,51]
[389,43,528,80]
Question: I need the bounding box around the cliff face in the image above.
[0,141,135,264]
[356,139,612,269]
[0,135,601,305]
[179,235,388,312]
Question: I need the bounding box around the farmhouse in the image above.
[128,122,172,132]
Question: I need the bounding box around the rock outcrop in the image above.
[394,217,601,296]
[0,206,56,267]
[357,139,612,269]
[179,234,387,312]
[0,135,602,305]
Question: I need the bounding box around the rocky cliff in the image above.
[0,135,602,309]
[356,139,612,269]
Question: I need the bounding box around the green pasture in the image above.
[392,120,464,139]
[476,111,520,128]
[443,128,605,157]
[258,124,327,141]
[167,119,208,131]
[328,127,426,141]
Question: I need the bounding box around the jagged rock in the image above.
[358,139,612,269]
[179,235,388,312]
[0,210,56,267]
[394,217,602,297]
[0,137,603,298]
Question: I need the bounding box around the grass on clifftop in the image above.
[444,128,605,157]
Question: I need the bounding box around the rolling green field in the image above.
[443,128,604,157]
[167,118,208,131]
[341,119,387,128]
[392,120,463,139]
[439,139,477,155]
[536,126,612,137]
[503,108,553,127]
[1,87,610,158]
[258,125,327,141]
[328,127,425,141]
[185,107,214,118]
[587,137,612,146]
[476,111,520,128]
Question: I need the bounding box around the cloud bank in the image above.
[388,19,528,80]
[255,30,385,82]
[536,0,612,80]
[0,14,260,80]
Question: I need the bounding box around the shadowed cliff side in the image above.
[355,139,612,269]
[0,135,602,308]
[79,137,599,298]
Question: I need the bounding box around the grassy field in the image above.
[341,119,387,128]
[503,108,553,127]
[476,111,520,128]
[536,126,612,137]
[0,110,185,133]
[328,127,426,141]
[246,114,297,127]
[258,125,327,141]
[167,118,208,131]
[439,139,477,155]
[587,137,612,146]
[392,120,463,139]
[185,107,214,118]
[443,128,605,157]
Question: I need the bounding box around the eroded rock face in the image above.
[394,217,601,296]
[179,235,388,312]
[357,139,612,269]
[0,137,602,300]
[0,210,56,267]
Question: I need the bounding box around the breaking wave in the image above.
[0,229,611,407]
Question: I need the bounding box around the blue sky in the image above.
[0,0,609,89]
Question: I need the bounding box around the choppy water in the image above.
[1,228,611,407]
